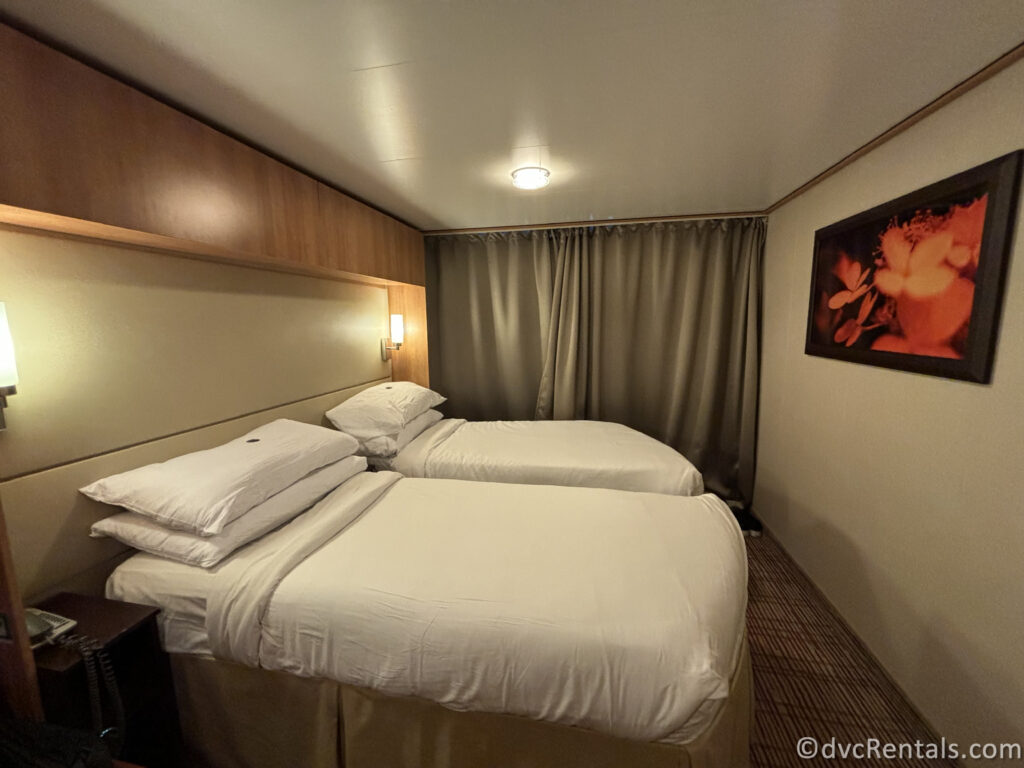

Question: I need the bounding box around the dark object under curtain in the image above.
[426,218,765,503]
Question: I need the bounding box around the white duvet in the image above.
[154,472,749,744]
[390,419,704,496]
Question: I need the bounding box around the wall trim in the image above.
[423,210,764,236]
[763,39,1024,214]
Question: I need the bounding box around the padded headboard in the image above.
[0,226,391,599]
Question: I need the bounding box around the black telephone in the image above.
[24,609,126,758]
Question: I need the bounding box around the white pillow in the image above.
[80,419,359,537]
[325,382,445,440]
[91,456,367,568]
[359,409,444,457]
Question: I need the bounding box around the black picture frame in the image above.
[804,150,1022,383]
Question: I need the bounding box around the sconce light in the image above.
[0,303,18,431]
[381,313,405,361]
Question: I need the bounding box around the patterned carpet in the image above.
[745,534,958,767]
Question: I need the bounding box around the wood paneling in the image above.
[318,184,425,284]
[0,498,42,721]
[1,25,260,255]
[387,284,430,387]
[261,159,322,266]
[0,23,423,286]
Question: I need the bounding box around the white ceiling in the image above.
[2,0,1023,231]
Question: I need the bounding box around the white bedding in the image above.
[109,472,746,745]
[388,418,704,495]
[108,552,215,655]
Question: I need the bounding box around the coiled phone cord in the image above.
[57,634,126,757]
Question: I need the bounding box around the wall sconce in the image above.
[0,303,18,431]
[381,313,405,361]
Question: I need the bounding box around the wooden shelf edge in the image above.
[0,203,425,289]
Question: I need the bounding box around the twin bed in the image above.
[326,382,704,495]
[85,384,749,768]
[384,417,705,495]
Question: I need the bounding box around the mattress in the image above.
[108,472,746,745]
[387,418,704,495]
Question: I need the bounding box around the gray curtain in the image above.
[426,218,765,502]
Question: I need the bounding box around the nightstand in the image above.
[32,593,183,768]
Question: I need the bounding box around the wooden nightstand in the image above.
[32,593,183,768]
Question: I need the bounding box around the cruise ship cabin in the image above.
[0,2,1022,767]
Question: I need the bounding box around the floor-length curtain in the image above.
[426,218,765,502]
[426,230,554,420]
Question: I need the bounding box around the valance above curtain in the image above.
[426,218,765,503]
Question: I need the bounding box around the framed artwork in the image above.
[805,150,1022,382]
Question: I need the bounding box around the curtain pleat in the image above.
[426,218,765,502]
[428,232,553,420]
[537,229,591,420]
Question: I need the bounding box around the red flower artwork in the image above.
[822,194,987,359]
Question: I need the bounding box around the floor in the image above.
[745,534,958,768]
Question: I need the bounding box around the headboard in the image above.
[0,226,391,599]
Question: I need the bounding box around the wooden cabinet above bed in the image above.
[317,183,425,285]
[0,23,425,288]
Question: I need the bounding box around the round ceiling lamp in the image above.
[511,166,550,190]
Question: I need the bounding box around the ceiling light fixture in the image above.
[511,166,550,190]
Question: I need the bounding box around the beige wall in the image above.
[0,228,390,479]
[756,60,1024,763]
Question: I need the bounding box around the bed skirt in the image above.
[169,637,752,768]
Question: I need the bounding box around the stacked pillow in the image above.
[325,382,445,458]
[83,419,365,568]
